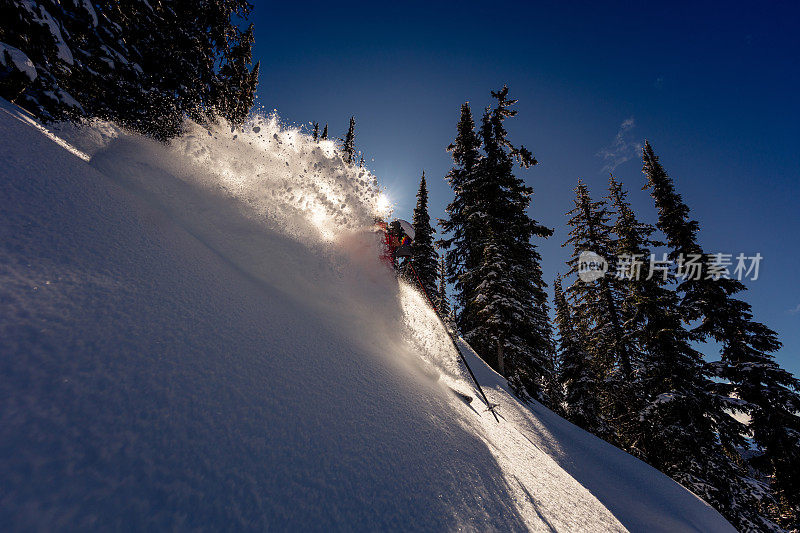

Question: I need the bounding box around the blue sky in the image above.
[251,0,799,377]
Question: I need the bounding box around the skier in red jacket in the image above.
[376,218,413,269]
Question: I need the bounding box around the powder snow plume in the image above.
[55,113,460,377]
[61,114,383,244]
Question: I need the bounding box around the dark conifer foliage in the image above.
[554,275,601,431]
[564,180,633,381]
[607,177,777,531]
[642,141,800,528]
[0,0,126,120]
[321,123,328,140]
[312,122,319,142]
[561,180,634,439]
[0,42,37,102]
[409,172,438,298]
[0,0,258,139]
[342,116,356,164]
[440,87,553,403]
[440,102,483,330]
[215,24,259,126]
[436,256,451,319]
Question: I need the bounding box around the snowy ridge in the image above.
[0,98,734,531]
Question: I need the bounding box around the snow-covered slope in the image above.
[0,99,735,532]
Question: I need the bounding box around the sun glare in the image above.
[376,192,392,217]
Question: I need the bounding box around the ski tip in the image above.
[448,388,474,404]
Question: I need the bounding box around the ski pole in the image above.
[407,262,499,422]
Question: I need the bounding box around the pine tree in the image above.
[441,87,553,402]
[642,141,800,528]
[342,116,356,164]
[604,176,656,438]
[469,229,515,375]
[312,122,319,142]
[554,275,602,431]
[409,172,438,298]
[321,123,328,140]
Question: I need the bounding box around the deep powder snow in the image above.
[0,99,735,532]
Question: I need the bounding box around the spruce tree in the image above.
[592,175,777,531]
[0,43,37,102]
[564,181,633,380]
[321,123,328,140]
[642,141,800,527]
[0,0,255,138]
[312,122,319,142]
[562,181,636,442]
[409,172,438,298]
[470,229,515,376]
[216,24,258,125]
[441,87,553,402]
[604,176,654,435]
[342,116,356,164]
[554,275,602,432]
[439,102,483,339]
[436,256,452,318]
[0,0,95,120]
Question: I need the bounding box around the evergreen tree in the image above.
[0,0,97,120]
[215,24,258,125]
[436,256,451,318]
[554,275,601,431]
[642,141,800,527]
[578,175,777,531]
[469,229,514,376]
[248,61,260,110]
[439,102,484,338]
[441,87,553,402]
[562,180,636,441]
[0,0,256,139]
[604,176,656,438]
[321,123,328,140]
[312,122,319,142]
[409,172,438,298]
[342,115,355,164]
[75,1,152,125]
[0,42,37,102]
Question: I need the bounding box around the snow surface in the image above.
[0,98,736,532]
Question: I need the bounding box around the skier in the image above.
[374,216,496,419]
[376,218,413,269]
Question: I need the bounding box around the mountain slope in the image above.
[0,99,734,532]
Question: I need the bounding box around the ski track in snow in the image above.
[0,98,735,532]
